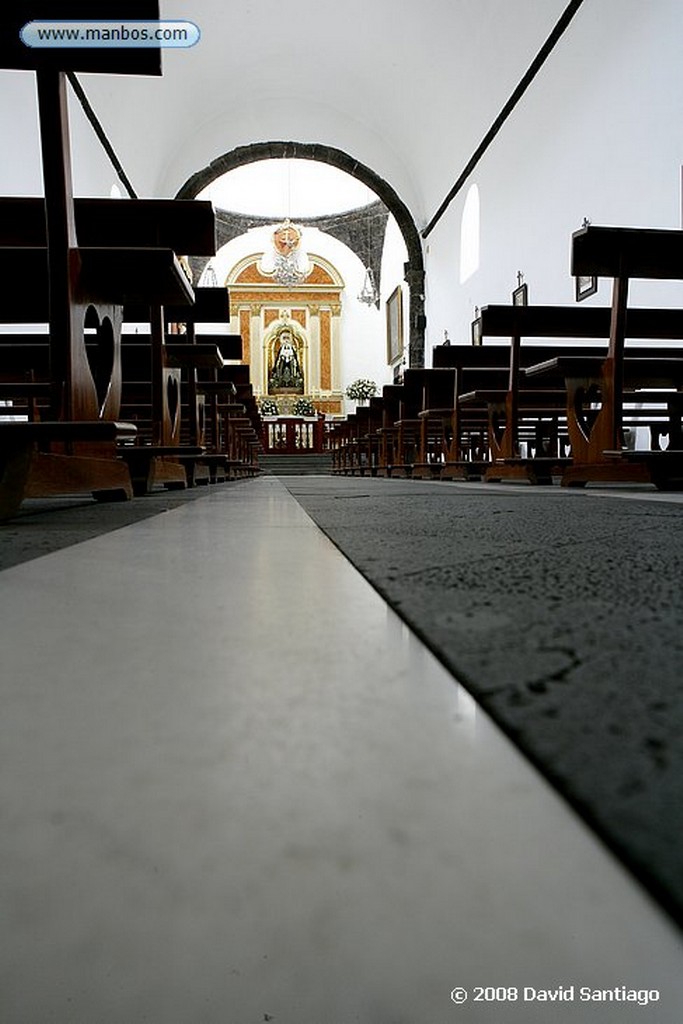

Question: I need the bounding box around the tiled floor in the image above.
[1,476,682,1023]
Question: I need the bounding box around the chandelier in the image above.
[357,192,379,306]
[201,261,219,287]
[357,266,377,306]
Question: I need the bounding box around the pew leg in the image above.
[0,442,33,521]
[26,451,133,502]
[92,487,131,503]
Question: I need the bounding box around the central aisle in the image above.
[1,477,681,1023]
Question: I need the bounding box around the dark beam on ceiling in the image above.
[422,0,587,239]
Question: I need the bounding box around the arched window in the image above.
[459,184,480,283]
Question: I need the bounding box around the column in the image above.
[330,303,342,393]
[319,307,332,392]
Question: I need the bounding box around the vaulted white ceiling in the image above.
[69,0,575,228]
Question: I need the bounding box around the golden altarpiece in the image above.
[225,241,345,417]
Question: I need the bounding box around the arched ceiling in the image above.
[70,0,578,228]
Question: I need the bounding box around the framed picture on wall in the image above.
[386,285,403,364]
[512,282,529,306]
[575,274,598,301]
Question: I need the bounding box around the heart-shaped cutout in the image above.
[84,306,115,415]
[652,429,670,451]
[574,384,603,441]
[166,374,180,435]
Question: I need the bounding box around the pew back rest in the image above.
[572,225,683,280]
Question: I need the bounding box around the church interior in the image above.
[2,2,683,1021]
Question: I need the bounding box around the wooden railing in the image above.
[261,416,328,454]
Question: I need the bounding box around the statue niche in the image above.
[268,327,304,395]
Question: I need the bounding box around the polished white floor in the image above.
[1,476,682,1023]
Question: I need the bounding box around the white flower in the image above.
[345,378,378,400]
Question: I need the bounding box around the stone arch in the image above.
[175,141,426,367]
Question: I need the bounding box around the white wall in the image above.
[379,214,409,372]
[0,69,134,199]
[424,0,683,357]
[0,71,43,196]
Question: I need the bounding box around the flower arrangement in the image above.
[292,397,316,417]
[259,398,280,417]
[345,378,378,401]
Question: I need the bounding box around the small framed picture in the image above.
[386,285,403,364]
[575,275,598,302]
[512,282,528,306]
[471,316,483,347]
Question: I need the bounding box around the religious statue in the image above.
[269,328,304,393]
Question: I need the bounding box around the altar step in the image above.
[258,452,333,476]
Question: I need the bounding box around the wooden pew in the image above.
[432,344,516,480]
[337,413,358,475]
[0,2,164,516]
[344,406,376,476]
[0,248,194,494]
[389,371,428,478]
[411,369,456,479]
[126,288,236,483]
[119,335,225,492]
[376,385,404,477]
[555,226,683,487]
[331,383,417,479]
[229,379,262,478]
[364,396,385,476]
[199,363,262,478]
[462,308,613,483]
[328,419,344,474]
[104,207,217,493]
[458,303,683,484]
[526,227,683,487]
[177,330,243,484]
[328,415,351,475]
[0,208,216,497]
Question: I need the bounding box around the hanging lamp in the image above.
[357,265,377,306]
[357,192,378,306]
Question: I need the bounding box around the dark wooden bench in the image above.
[432,344,520,479]
[0,420,137,521]
[411,369,457,479]
[386,371,429,478]
[0,9,241,513]
[462,307,619,483]
[459,303,683,484]
[126,288,239,484]
[375,385,405,477]
[329,406,373,477]
[198,363,262,478]
[333,413,358,475]
[363,397,385,476]
[118,336,223,491]
[529,226,683,488]
[0,235,211,497]
[0,2,164,516]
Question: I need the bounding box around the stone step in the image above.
[258,453,333,476]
